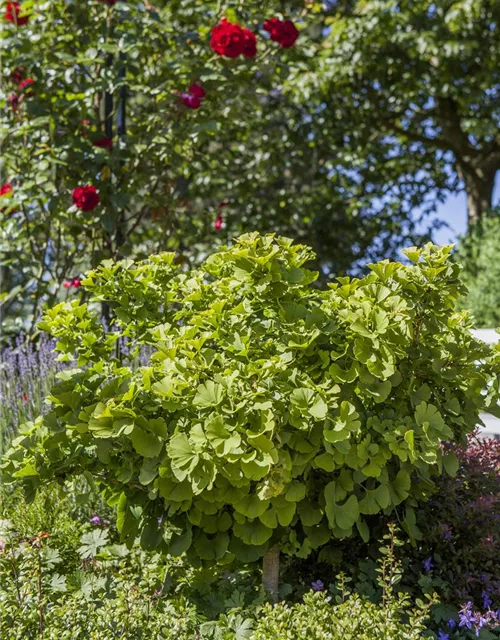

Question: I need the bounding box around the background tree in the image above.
[289,0,500,225]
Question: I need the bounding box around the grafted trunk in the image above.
[262,545,280,602]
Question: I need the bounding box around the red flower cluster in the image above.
[72,185,100,211]
[19,77,34,93]
[263,18,299,48]
[93,136,113,150]
[63,277,82,289]
[10,66,25,83]
[0,182,16,213]
[210,18,257,59]
[181,83,206,110]
[5,1,29,25]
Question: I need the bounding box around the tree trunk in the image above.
[465,174,495,225]
[262,545,280,602]
[459,165,496,226]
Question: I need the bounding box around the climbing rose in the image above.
[181,83,206,109]
[10,66,25,83]
[93,136,113,150]
[63,277,82,289]
[0,183,13,198]
[72,185,100,211]
[5,1,29,25]
[210,18,257,59]
[188,83,205,99]
[7,92,18,109]
[0,183,14,212]
[263,18,299,48]
[181,93,201,109]
[19,77,34,93]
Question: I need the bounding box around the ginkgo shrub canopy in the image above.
[3,234,498,565]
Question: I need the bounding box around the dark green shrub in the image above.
[2,234,498,597]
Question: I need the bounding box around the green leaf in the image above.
[442,451,459,476]
[129,427,163,458]
[193,381,223,407]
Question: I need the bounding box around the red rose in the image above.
[0,183,13,198]
[181,93,201,109]
[10,66,25,83]
[188,83,206,99]
[0,182,15,213]
[241,28,257,58]
[7,92,19,109]
[63,277,82,289]
[180,83,206,110]
[263,18,299,48]
[19,77,34,93]
[210,18,257,59]
[5,2,29,25]
[215,213,223,231]
[72,185,100,211]
[93,136,113,150]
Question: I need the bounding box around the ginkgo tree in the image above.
[3,233,498,599]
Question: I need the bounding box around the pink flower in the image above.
[215,213,223,231]
[72,185,100,211]
[263,18,299,48]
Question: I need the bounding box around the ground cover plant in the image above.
[3,233,500,608]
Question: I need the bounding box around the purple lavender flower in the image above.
[311,579,324,592]
[459,602,476,630]
[437,631,450,640]
[482,590,493,610]
[423,556,433,572]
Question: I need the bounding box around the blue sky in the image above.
[431,180,500,246]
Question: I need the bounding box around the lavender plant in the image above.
[0,334,64,454]
[0,333,153,454]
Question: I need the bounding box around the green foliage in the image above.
[1,0,433,337]
[2,233,498,569]
[291,0,500,225]
[253,527,434,640]
[455,212,500,327]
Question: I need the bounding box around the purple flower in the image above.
[482,590,493,610]
[448,619,457,629]
[459,602,476,630]
[437,631,450,640]
[423,556,433,572]
[311,579,324,591]
[90,516,102,526]
[439,523,453,541]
